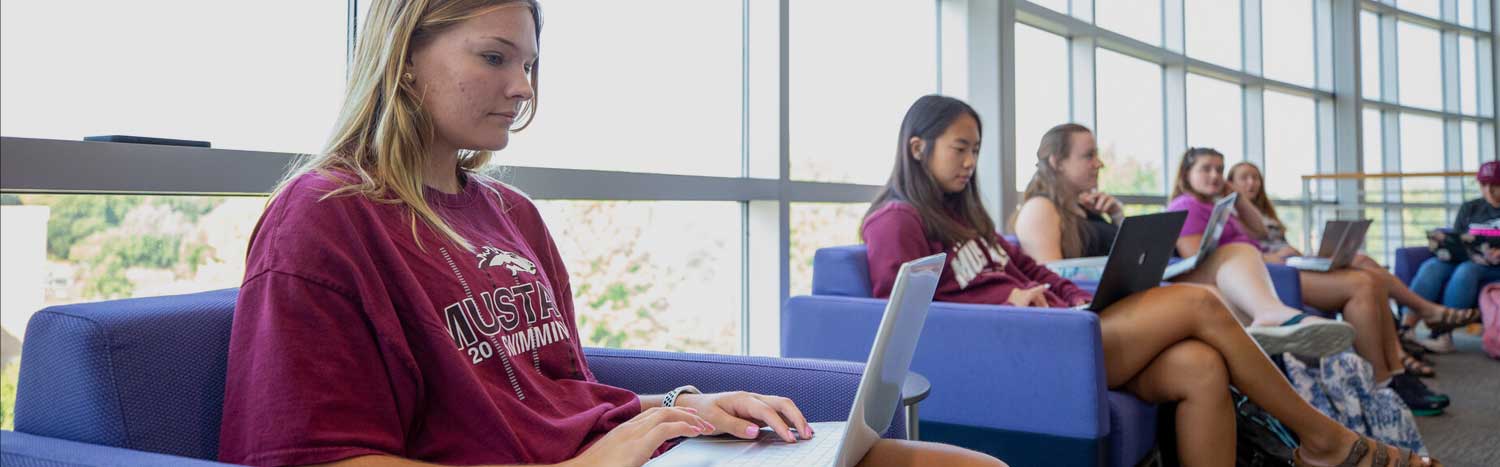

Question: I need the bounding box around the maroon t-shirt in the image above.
[218,172,640,466]
[862,201,1091,307]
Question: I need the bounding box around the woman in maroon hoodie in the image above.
[860,94,1437,467]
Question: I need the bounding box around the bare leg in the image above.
[1299,269,1402,382]
[1353,254,1443,318]
[1175,243,1313,326]
[1094,284,1360,465]
[1122,340,1235,466]
[858,439,1006,467]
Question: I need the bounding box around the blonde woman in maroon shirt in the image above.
[218,1,1005,466]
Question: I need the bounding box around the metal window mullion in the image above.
[1328,0,1360,214]
[1163,0,1184,54]
[997,1,1018,228]
[1163,0,1186,195]
[1361,0,1491,36]
[1244,85,1266,167]
[1380,13,1401,105]
[1479,37,1496,118]
[1070,0,1094,23]
[346,0,358,70]
[1479,0,1494,32]
[774,0,790,356]
[1243,0,1263,77]
[1070,34,1098,129]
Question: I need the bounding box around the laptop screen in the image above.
[856,253,943,434]
[1199,192,1238,256]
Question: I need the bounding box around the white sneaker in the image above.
[1404,328,1457,354]
[1247,318,1357,358]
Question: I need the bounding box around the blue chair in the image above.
[784,245,1150,467]
[5,288,901,466]
[1393,247,1435,286]
[783,244,1309,467]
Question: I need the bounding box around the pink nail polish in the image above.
[744,426,758,437]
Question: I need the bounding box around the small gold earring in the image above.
[402,72,415,83]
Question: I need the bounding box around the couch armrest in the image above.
[2,431,239,467]
[582,347,904,438]
[781,296,1109,440]
[1393,247,1434,286]
[1265,264,1303,309]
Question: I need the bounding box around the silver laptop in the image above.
[1286,220,1373,272]
[645,253,946,467]
[1163,192,1238,279]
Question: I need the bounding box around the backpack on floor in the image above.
[1232,386,1298,467]
[1480,283,1500,359]
[1280,352,1429,456]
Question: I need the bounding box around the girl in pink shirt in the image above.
[1169,150,1447,415]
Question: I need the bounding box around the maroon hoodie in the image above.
[862,201,1091,307]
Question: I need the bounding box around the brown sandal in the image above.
[1402,354,1436,377]
[1424,307,1481,334]
[1293,436,1441,467]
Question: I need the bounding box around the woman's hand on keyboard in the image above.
[567,406,712,467]
[676,391,812,444]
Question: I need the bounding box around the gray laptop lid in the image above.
[1197,192,1239,259]
[852,252,944,434]
[1315,220,1352,258]
[1329,220,1372,268]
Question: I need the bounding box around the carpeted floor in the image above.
[1411,331,1499,467]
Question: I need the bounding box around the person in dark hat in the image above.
[1404,160,1500,353]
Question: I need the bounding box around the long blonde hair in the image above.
[1227,161,1281,225]
[1018,123,1093,258]
[271,0,542,252]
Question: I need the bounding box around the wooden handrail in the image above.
[1299,171,1477,180]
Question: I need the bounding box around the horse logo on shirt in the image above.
[477,246,538,277]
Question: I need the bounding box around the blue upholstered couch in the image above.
[2,288,902,466]
[781,244,1307,467]
[1393,247,1436,286]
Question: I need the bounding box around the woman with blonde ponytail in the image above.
[220,1,1003,466]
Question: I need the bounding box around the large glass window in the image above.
[1096,0,1162,46]
[1014,24,1072,189]
[1186,74,1245,163]
[1458,0,1476,28]
[0,194,264,429]
[0,1,346,153]
[1396,0,1441,18]
[1398,113,1445,204]
[1262,0,1316,87]
[533,201,742,354]
[1361,12,1382,101]
[497,1,743,177]
[1461,121,1481,197]
[1185,0,1241,70]
[790,0,937,184]
[1029,0,1068,15]
[1362,109,1383,175]
[789,203,869,296]
[1362,109,1391,207]
[1095,49,1164,195]
[1397,22,1443,110]
[1262,91,1317,199]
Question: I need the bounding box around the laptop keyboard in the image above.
[720,424,846,467]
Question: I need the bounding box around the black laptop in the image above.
[1078,211,1189,311]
